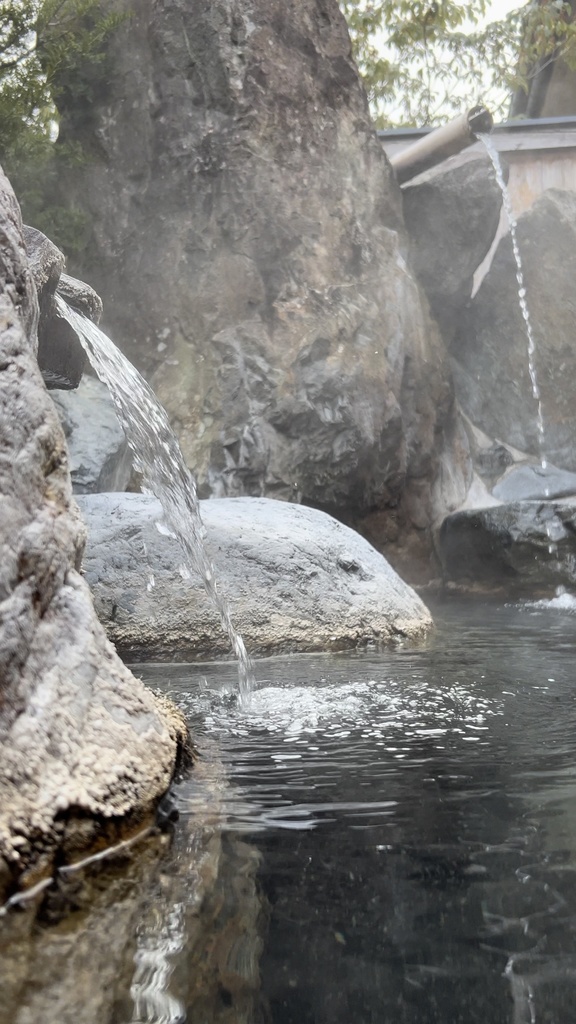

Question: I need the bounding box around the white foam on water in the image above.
[525,592,576,612]
[196,677,504,747]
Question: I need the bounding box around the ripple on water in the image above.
[167,668,504,750]
[126,603,576,1024]
[160,667,506,834]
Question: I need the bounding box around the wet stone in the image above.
[492,463,576,503]
[51,376,132,493]
[475,444,514,483]
[51,376,132,495]
[438,500,576,595]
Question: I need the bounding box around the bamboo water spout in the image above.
[389,106,493,185]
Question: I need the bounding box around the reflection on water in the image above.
[140,598,576,1024]
[129,901,186,1024]
[3,599,576,1023]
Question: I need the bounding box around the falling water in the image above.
[478,134,547,472]
[56,297,254,701]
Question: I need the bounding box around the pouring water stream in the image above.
[478,134,547,475]
[56,296,254,702]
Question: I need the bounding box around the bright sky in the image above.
[480,1,530,117]
[374,1,534,123]
[485,0,523,20]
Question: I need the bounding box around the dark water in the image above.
[131,596,576,1024]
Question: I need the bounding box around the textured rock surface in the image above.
[492,463,576,503]
[53,0,456,541]
[0,167,185,890]
[52,376,132,493]
[438,501,576,594]
[451,189,576,470]
[22,226,88,389]
[76,493,433,659]
[57,271,103,323]
[402,154,503,344]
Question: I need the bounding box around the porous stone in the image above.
[57,271,103,323]
[451,189,576,471]
[22,226,87,389]
[0,758,262,1024]
[51,376,132,493]
[21,225,64,342]
[76,493,433,660]
[0,166,185,891]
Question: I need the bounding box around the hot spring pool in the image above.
[129,595,576,1024]
[5,596,576,1024]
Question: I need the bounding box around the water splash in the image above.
[478,134,547,472]
[56,297,254,701]
[526,588,576,613]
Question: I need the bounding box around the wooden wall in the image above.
[506,148,576,217]
[380,127,576,289]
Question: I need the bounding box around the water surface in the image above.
[132,597,576,1024]
[4,598,576,1024]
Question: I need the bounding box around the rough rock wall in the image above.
[401,154,503,347]
[54,0,459,553]
[0,168,184,892]
[451,189,576,471]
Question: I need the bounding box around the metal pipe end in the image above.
[468,105,494,137]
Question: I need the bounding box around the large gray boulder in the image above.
[438,500,576,594]
[76,493,433,660]
[51,0,456,545]
[402,153,503,344]
[451,189,576,470]
[0,168,186,894]
[51,376,132,493]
